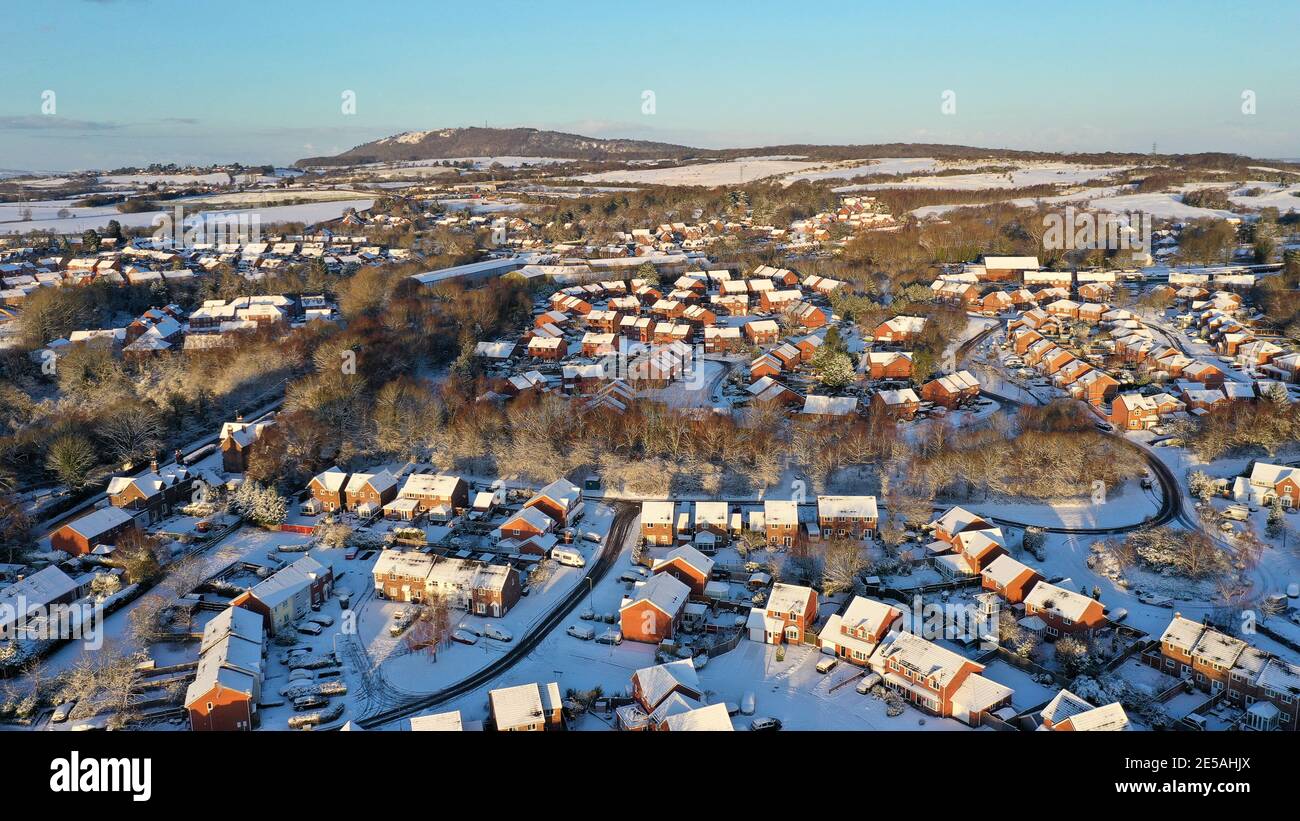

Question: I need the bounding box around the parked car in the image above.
[451,629,479,646]
[741,691,756,715]
[579,609,596,621]
[595,629,623,645]
[484,625,513,642]
[566,624,595,641]
[293,695,327,712]
[296,622,323,636]
[815,657,839,674]
[855,672,882,694]
[582,531,602,545]
[749,716,782,732]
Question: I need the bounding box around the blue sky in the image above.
[2,0,1297,171]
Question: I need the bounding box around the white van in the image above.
[552,547,586,568]
[1223,505,1250,522]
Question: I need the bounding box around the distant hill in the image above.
[296,126,1296,176]
[295,127,702,167]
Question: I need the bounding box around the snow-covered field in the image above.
[577,158,822,186]
[0,198,374,235]
[839,162,1132,193]
[782,157,941,184]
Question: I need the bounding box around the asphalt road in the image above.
[355,500,638,728]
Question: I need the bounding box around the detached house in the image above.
[1022,581,1105,637]
[1233,462,1300,509]
[620,573,691,643]
[524,477,583,526]
[863,351,914,380]
[920,370,980,408]
[219,416,274,473]
[308,467,349,512]
[819,596,903,665]
[343,471,398,515]
[747,583,817,644]
[980,554,1041,604]
[489,682,564,732]
[1039,689,1131,731]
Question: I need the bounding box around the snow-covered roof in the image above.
[0,566,78,631]
[952,673,1013,714]
[766,583,813,616]
[1040,688,1094,726]
[409,710,465,731]
[60,506,133,541]
[763,499,798,526]
[530,478,581,512]
[654,544,715,578]
[489,681,561,730]
[1159,615,1207,653]
[802,394,858,416]
[931,506,989,536]
[623,573,690,617]
[661,702,733,731]
[246,555,330,610]
[399,473,462,499]
[373,549,436,579]
[310,466,348,493]
[1023,581,1099,623]
[839,596,900,637]
[980,554,1036,588]
[874,631,973,688]
[641,500,675,526]
[633,658,700,712]
[345,470,397,496]
[817,495,878,521]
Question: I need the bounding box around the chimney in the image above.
[150,457,159,473]
[236,412,244,422]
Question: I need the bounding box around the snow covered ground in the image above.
[577,159,822,187]
[0,198,374,235]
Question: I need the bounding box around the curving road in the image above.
[355,501,638,728]
[955,318,1183,535]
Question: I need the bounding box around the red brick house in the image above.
[651,544,715,596]
[1023,581,1106,637]
[640,500,676,546]
[979,554,1041,604]
[816,495,878,538]
[920,370,980,408]
[308,467,349,512]
[863,351,914,380]
[747,583,817,644]
[343,470,398,514]
[620,573,691,643]
[51,506,138,556]
[819,596,902,664]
